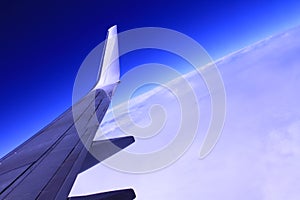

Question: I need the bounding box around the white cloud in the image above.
[70,26,300,199]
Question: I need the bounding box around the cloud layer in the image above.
[70,26,300,199]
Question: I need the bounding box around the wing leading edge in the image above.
[0,25,135,200]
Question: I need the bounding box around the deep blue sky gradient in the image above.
[1,0,300,156]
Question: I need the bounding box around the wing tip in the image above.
[108,25,117,32]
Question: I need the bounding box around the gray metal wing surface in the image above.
[0,25,135,200]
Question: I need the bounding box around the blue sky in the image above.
[1,0,300,157]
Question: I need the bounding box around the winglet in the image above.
[94,25,120,90]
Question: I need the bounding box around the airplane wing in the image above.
[0,25,136,200]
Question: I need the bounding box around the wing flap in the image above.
[80,136,135,173]
[68,189,136,200]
